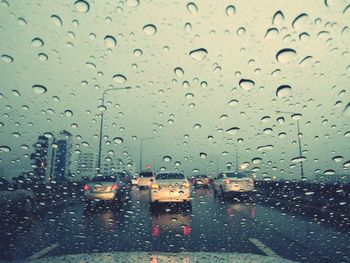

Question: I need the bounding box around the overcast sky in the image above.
[0,0,349,180]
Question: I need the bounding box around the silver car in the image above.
[150,172,191,205]
[213,171,254,197]
[83,173,130,207]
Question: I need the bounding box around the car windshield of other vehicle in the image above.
[140,172,153,178]
[91,175,116,182]
[223,172,249,178]
[156,173,186,180]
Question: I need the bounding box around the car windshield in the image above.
[1,1,349,262]
[91,175,116,182]
[140,172,153,178]
[224,172,247,178]
[156,173,185,180]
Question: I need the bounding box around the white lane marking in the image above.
[249,238,280,258]
[27,243,59,260]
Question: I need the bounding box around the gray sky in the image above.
[0,0,349,180]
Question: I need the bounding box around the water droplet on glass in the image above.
[32,84,47,94]
[31,37,44,47]
[104,35,117,48]
[193,124,201,129]
[332,156,343,162]
[187,2,198,14]
[143,24,157,35]
[291,156,307,163]
[113,74,127,83]
[226,127,240,135]
[64,110,73,117]
[174,67,184,77]
[228,99,239,106]
[50,15,63,27]
[113,137,124,144]
[276,48,297,63]
[292,13,308,30]
[38,53,48,61]
[185,93,194,99]
[74,0,89,13]
[276,85,292,97]
[236,27,246,36]
[126,0,139,7]
[1,54,13,63]
[200,152,207,159]
[239,79,255,91]
[225,5,236,16]
[189,48,208,61]
[133,49,143,57]
[272,10,284,25]
[163,155,171,162]
[265,28,279,39]
[0,146,11,153]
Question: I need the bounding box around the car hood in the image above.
[25,251,296,263]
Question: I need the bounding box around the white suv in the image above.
[213,171,254,197]
[150,172,191,205]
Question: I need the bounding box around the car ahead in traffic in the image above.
[191,174,210,188]
[138,171,154,189]
[0,177,35,216]
[213,171,254,198]
[150,172,191,207]
[83,172,131,208]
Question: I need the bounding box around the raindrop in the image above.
[276,48,297,63]
[175,161,181,167]
[143,24,157,35]
[126,0,139,7]
[324,169,335,175]
[193,124,201,129]
[104,35,117,48]
[272,10,284,25]
[50,15,63,27]
[113,74,127,83]
[31,37,44,47]
[343,160,350,167]
[292,13,308,30]
[260,116,271,123]
[174,67,184,77]
[278,132,287,138]
[0,146,11,153]
[38,53,48,61]
[343,4,350,14]
[332,156,343,162]
[226,127,240,135]
[299,56,312,67]
[113,137,123,144]
[228,99,239,106]
[226,5,236,16]
[236,27,246,36]
[64,110,73,117]
[252,157,262,164]
[189,48,208,61]
[133,49,143,57]
[276,85,292,97]
[257,145,274,151]
[185,93,194,99]
[187,2,198,14]
[265,28,279,39]
[291,156,307,163]
[74,0,90,13]
[200,152,207,159]
[239,79,255,91]
[32,84,47,94]
[163,155,171,162]
[1,54,13,63]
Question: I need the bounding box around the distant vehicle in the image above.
[150,172,191,206]
[131,176,139,186]
[83,173,131,208]
[138,171,154,189]
[192,174,210,188]
[0,177,35,215]
[213,171,254,197]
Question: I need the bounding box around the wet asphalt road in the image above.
[0,187,349,262]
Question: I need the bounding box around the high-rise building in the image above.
[30,135,51,181]
[72,152,96,178]
[53,130,73,183]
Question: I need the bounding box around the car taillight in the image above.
[152,225,159,237]
[151,184,159,189]
[183,226,191,236]
[83,184,91,191]
[181,182,190,188]
[111,184,118,190]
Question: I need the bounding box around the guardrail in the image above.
[255,180,350,212]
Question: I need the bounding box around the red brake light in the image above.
[183,226,191,236]
[83,184,91,191]
[111,184,118,190]
[152,225,159,237]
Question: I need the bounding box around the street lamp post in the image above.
[276,110,305,179]
[97,87,131,174]
[139,137,154,172]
